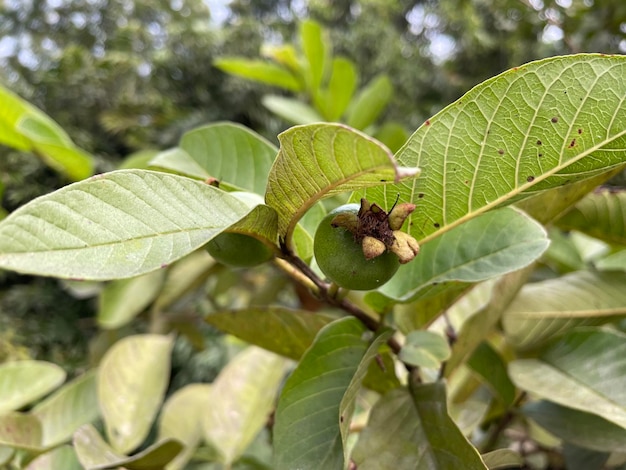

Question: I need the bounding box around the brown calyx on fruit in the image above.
[332,198,420,264]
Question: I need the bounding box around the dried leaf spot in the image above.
[434,222,440,228]
[498,149,505,155]
[569,138,576,148]
[551,116,559,123]
[578,128,583,134]
[527,175,535,182]
[538,153,543,157]
[418,193,425,198]
[425,119,431,126]
[536,139,542,145]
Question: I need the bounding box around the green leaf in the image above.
[300,19,328,92]
[317,57,358,121]
[466,342,516,406]
[153,249,215,311]
[0,84,93,180]
[361,55,626,246]
[31,370,99,448]
[596,249,626,271]
[262,95,324,125]
[445,267,532,375]
[25,445,82,470]
[502,270,626,350]
[98,334,174,454]
[352,384,487,469]
[346,75,393,130]
[181,123,278,194]
[523,400,626,453]
[509,328,626,429]
[481,449,523,469]
[374,122,410,154]
[0,170,253,280]
[265,123,420,246]
[158,384,211,470]
[73,424,183,470]
[399,331,451,368]
[118,149,160,170]
[377,207,548,303]
[205,308,333,360]
[0,360,66,414]
[98,270,165,329]
[148,147,210,179]
[203,347,288,465]
[361,351,401,394]
[556,188,626,245]
[0,413,43,452]
[214,58,302,91]
[0,446,14,465]
[273,318,391,470]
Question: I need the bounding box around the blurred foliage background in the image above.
[1,0,625,373]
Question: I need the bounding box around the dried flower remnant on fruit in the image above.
[331,198,420,264]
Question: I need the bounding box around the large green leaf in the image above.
[509,328,626,429]
[214,58,303,91]
[0,170,253,280]
[376,207,548,302]
[352,383,487,469]
[154,123,278,195]
[205,308,333,360]
[0,361,66,414]
[158,384,211,470]
[0,84,93,180]
[361,55,626,246]
[466,342,516,406]
[273,317,391,470]
[203,347,288,465]
[98,334,173,454]
[98,270,165,329]
[556,188,626,244]
[73,424,182,470]
[502,270,626,350]
[523,400,626,453]
[32,370,99,448]
[265,123,420,246]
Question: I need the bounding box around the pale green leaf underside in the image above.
[203,347,288,465]
[178,122,278,195]
[25,445,82,470]
[352,384,487,469]
[158,383,211,470]
[399,331,451,368]
[266,123,419,243]
[73,424,183,470]
[523,400,626,453]
[32,370,99,448]
[502,270,626,349]
[98,270,165,329]
[0,360,66,414]
[98,334,173,454]
[509,328,626,429]
[361,54,626,244]
[262,95,324,125]
[0,170,252,280]
[273,317,374,470]
[556,188,626,244]
[378,207,548,302]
